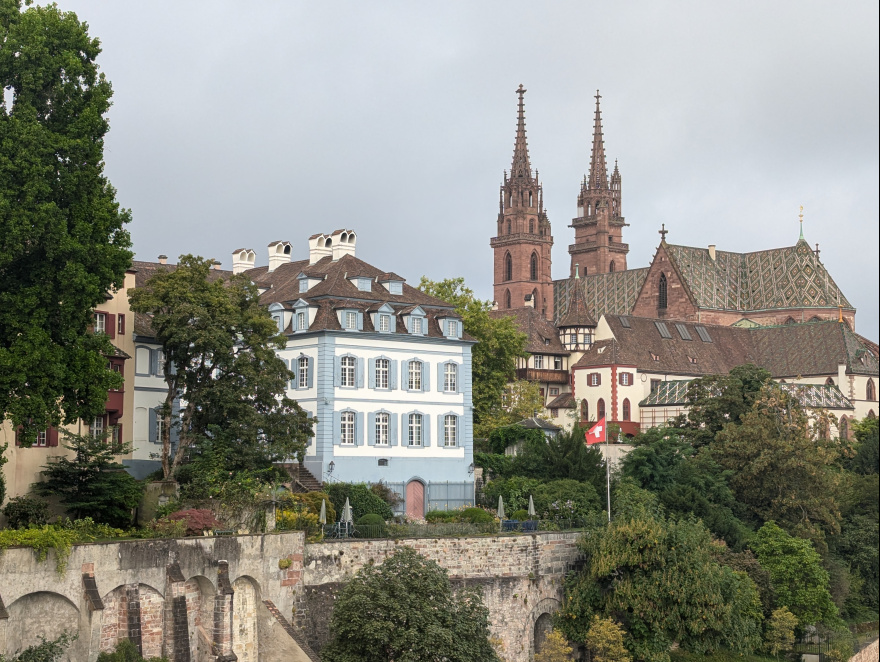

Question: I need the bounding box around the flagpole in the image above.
[605,430,611,523]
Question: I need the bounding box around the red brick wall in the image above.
[632,244,698,320]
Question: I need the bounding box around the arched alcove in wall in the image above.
[6,592,79,659]
[527,597,563,657]
[232,576,262,662]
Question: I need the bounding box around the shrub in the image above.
[137,517,186,539]
[511,509,530,521]
[96,638,168,661]
[370,481,403,510]
[480,476,542,512]
[426,510,458,523]
[276,509,320,535]
[0,527,78,574]
[167,509,222,536]
[533,479,600,521]
[284,491,336,523]
[327,483,393,521]
[2,495,50,529]
[1,631,77,662]
[460,507,495,524]
[356,513,387,538]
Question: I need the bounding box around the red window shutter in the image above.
[48,428,59,447]
[597,373,602,386]
[618,373,623,385]
[107,314,116,339]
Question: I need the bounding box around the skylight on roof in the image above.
[619,316,631,328]
[695,325,712,343]
[655,321,672,339]
[675,323,692,341]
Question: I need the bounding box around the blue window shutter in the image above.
[456,415,462,444]
[367,412,376,446]
[148,408,157,443]
[402,360,409,390]
[442,320,447,336]
[307,357,314,389]
[334,356,342,387]
[356,411,364,445]
[390,315,397,333]
[422,362,431,393]
[437,415,443,447]
[389,414,399,447]
[150,349,159,376]
[368,358,376,389]
[455,365,461,394]
[423,414,431,447]
[437,363,444,392]
[357,358,365,388]
[390,360,398,390]
[332,411,342,445]
[357,312,364,331]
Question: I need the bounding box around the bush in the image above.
[0,631,77,662]
[533,479,601,521]
[511,509,530,521]
[284,491,336,523]
[136,517,186,539]
[356,513,387,537]
[2,495,50,529]
[460,507,495,524]
[481,476,542,513]
[276,509,320,535]
[426,510,458,523]
[96,639,168,661]
[167,509,222,536]
[327,483,393,521]
[370,481,403,510]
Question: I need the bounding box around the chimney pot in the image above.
[158,255,168,265]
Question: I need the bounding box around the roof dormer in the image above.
[371,303,397,334]
[292,298,318,333]
[436,311,463,339]
[377,272,405,295]
[268,302,292,334]
[297,271,325,294]
[403,306,427,336]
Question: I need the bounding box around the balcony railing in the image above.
[516,368,569,384]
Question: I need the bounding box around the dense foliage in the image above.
[33,432,142,528]
[322,546,499,661]
[326,483,394,521]
[0,0,132,442]
[2,495,50,528]
[0,632,76,662]
[481,476,600,521]
[96,640,168,662]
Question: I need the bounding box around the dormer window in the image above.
[357,278,371,292]
[379,314,390,332]
[346,312,357,330]
[411,317,423,335]
[447,320,459,337]
[299,279,308,293]
[297,312,307,331]
[272,314,284,332]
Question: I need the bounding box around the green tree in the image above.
[477,379,546,434]
[584,616,631,662]
[535,629,573,662]
[322,546,499,662]
[763,607,798,657]
[0,1,131,443]
[32,432,142,528]
[514,425,605,489]
[848,417,878,475]
[752,521,840,626]
[712,384,844,545]
[128,255,313,478]
[418,277,528,437]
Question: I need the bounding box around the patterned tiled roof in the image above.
[554,267,649,323]
[664,239,852,312]
[640,379,854,410]
[557,278,597,328]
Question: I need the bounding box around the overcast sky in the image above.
[61,1,879,339]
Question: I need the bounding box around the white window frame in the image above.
[379,314,390,332]
[155,417,164,444]
[411,317,423,335]
[94,313,107,334]
[621,372,631,386]
[590,373,599,386]
[408,361,422,391]
[375,358,389,389]
[447,320,458,336]
[444,415,457,447]
[408,413,422,447]
[549,387,559,396]
[36,430,47,447]
[444,363,457,392]
[297,312,307,330]
[345,311,358,330]
[298,357,309,388]
[341,411,355,445]
[90,416,104,438]
[341,356,356,388]
[554,356,563,370]
[375,412,389,446]
[534,354,544,369]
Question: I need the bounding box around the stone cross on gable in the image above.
[659,224,668,241]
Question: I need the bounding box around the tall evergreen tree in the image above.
[0,0,131,443]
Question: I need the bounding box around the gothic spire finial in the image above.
[510,84,532,180]
[588,90,609,190]
[798,205,804,240]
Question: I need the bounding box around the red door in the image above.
[406,481,425,519]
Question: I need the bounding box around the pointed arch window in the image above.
[506,220,511,235]
[868,378,876,401]
[658,273,668,309]
[505,253,513,282]
[609,260,616,272]
[597,398,606,421]
[622,398,631,421]
[580,399,589,422]
[529,191,533,206]
[505,289,511,309]
[839,416,849,440]
[529,219,534,233]
[530,253,538,281]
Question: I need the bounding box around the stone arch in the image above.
[405,478,426,519]
[232,576,262,662]
[530,252,538,281]
[184,574,218,662]
[99,583,164,658]
[6,592,80,659]
[526,597,562,658]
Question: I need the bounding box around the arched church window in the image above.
[530,253,538,281]
[529,191,533,206]
[610,261,616,272]
[506,220,511,235]
[597,398,606,421]
[581,399,589,422]
[504,253,513,282]
[839,416,848,440]
[622,398,631,421]
[868,378,876,401]
[658,274,668,309]
[505,290,511,309]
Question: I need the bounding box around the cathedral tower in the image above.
[568,92,629,277]
[491,85,554,318]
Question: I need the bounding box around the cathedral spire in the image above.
[588,90,608,190]
[510,84,532,180]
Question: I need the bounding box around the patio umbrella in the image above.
[497,496,506,520]
[319,499,327,525]
[528,495,536,519]
[341,497,354,525]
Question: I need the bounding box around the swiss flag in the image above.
[585,417,606,445]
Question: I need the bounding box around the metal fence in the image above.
[383,481,475,514]
[320,518,590,540]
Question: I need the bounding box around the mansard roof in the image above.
[573,316,878,378]
[663,238,852,313]
[489,306,569,355]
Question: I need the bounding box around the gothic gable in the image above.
[631,243,698,320]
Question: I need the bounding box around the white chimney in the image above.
[232,248,255,275]
[708,245,716,261]
[158,254,168,265]
[213,260,222,270]
[267,241,292,272]
[330,229,357,261]
[308,233,333,265]
[524,293,535,308]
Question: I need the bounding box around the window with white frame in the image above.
[534,354,544,369]
[408,413,422,446]
[94,313,107,334]
[156,417,164,444]
[620,372,631,386]
[341,356,356,387]
[408,361,422,390]
[375,412,389,446]
[110,425,121,447]
[299,279,308,293]
[90,416,104,438]
[549,387,559,396]
[341,411,355,445]
[444,363,457,392]
[554,356,563,370]
[36,430,47,447]
[345,311,357,330]
[272,315,283,332]
[444,415,457,447]
[298,357,309,388]
[590,373,600,386]
[379,314,390,332]
[375,358,389,389]
[297,312,307,330]
[411,317,423,334]
[447,320,458,336]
